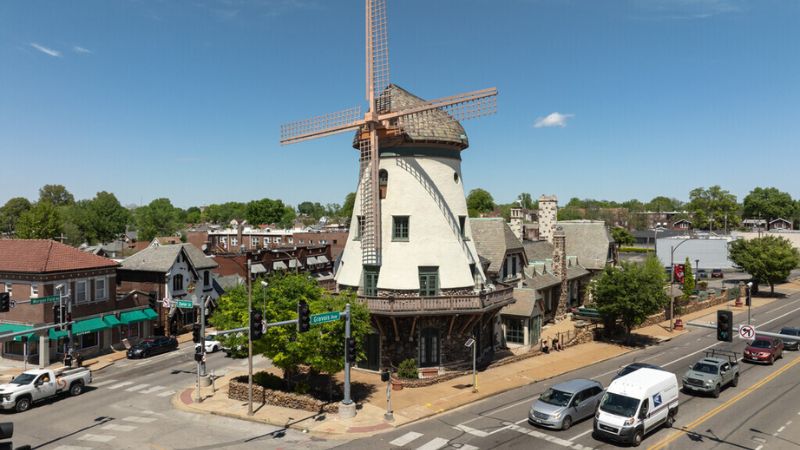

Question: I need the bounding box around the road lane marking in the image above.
[415,437,449,450]
[156,389,176,397]
[454,424,489,437]
[390,431,423,446]
[101,423,138,432]
[568,428,593,441]
[460,446,479,450]
[649,354,800,449]
[140,385,166,394]
[107,381,134,390]
[91,379,118,388]
[507,423,594,449]
[78,433,117,442]
[777,426,786,433]
[53,446,92,450]
[125,383,150,392]
[122,416,158,424]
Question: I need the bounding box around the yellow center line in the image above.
[648,355,800,450]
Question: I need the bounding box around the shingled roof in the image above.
[354,84,470,150]
[0,239,118,273]
[119,243,217,273]
[559,220,613,271]
[470,218,525,274]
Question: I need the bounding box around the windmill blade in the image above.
[367,0,391,113]
[280,106,364,145]
[380,87,497,124]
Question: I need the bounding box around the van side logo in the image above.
[653,393,662,408]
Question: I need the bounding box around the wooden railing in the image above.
[359,286,514,314]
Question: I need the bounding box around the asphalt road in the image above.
[6,342,336,450]
[342,293,800,450]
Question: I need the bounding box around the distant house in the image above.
[117,244,219,336]
[0,240,156,366]
[769,218,793,231]
[742,219,767,230]
[672,219,692,231]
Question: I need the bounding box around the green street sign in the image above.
[310,311,341,325]
[176,300,194,309]
[30,295,59,305]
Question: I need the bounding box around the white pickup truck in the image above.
[0,367,92,412]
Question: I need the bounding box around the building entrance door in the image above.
[419,328,440,367]
[360,333,380,371]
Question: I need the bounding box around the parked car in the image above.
[594,368,679,447]
[529,379,604,431]
[202,333,222,353]
[697,269,709,279]
[126,336,179,359]
[681,350,739,398]
[613,363,663,381]
[744,336,783,365]
[778,327,800,351]
[0,367,92,412]
[711,269,724,279]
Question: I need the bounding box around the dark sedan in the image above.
[127,336,179,359]
[613,362,663,381]
[779,327,800,351]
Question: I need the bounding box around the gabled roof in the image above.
[525,273,561,290]
[558,220,612,270]
[501,288,542,318]
[523,240,554,262]
[470,218,525,273]
[770,218,792,224]
[119,243,217,273]
[0,239,118,273]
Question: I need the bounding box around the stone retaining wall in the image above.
[637,289,730,329]
[227,378,339,413]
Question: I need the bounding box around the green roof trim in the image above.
[142,308,158,320]
[119,309,148,325]
[103,315,122,327]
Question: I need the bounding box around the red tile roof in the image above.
[0,239,118,273]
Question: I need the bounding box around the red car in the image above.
[743,336,783,365]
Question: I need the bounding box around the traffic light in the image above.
[298,300,310,333]
[717,310,733,342]
[52,303,62,324]
[194,345,203,362]
[251,310,264,340]
[345,337,357,363]
[65,312,72,332]
[192,323,201,343]
[0,292,10,313]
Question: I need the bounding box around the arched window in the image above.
[173,274,184,291]
[379,169,388,199]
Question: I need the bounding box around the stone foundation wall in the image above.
[637,289,730,328]
[227,378,339,413]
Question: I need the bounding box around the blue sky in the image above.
[1,0,798,209]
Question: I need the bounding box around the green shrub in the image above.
[397,358,418,379]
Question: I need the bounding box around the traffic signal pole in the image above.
[343,303,352,406]
[247,260,253,416]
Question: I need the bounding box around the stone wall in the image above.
[227,378,339,414]
[636,289,730,328]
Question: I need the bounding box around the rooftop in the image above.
[0,239,118,273]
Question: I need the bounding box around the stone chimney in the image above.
[539,195,558,244]
[237,220,245,253]
[553,226,569,321]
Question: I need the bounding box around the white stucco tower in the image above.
[335,86,513,371]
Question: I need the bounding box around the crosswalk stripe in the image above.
[107,381,134,390]
[390,431,423,446]
[140,385,166,394]
[123,416,158,424]
[460,445,479,450]
[156,389,176,397]
[125,383,150,392]
[52,446,92,450]
[91,379,118,388]
[416,438,449,450]
[78,433,117,442]
[101,423,138,432]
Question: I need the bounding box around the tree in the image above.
[0,197,32,235]
[646,196,682,212]
[87,191,130,243]
[204,202,247,224]
[742,187,796,223]
[557,208,583,221]
[622,199,645,212]
[210,273,371,381]
[298,201,327,219]
[245,198,293,226]
[341,192,356,222]
[590,255,669,338]
[38,184,74,206]
[136,198,180,241]
[686,185,740,230]
[517,193,535,210]
[681,257,695,299]
[466,188,495,217]
[185,206,202,224]
[61,200,93,245]
[611,227,635,250]
[729,236,800,294]
[16,201,63,239]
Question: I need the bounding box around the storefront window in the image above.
[505,319,525,344]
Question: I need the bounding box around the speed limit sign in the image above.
[739,325,756,339]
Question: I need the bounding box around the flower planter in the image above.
[391,379,404,391]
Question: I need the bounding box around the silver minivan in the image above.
[529,379,604,430]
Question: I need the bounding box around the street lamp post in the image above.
[669,238,691,332]
[746,282,753,325]
[247,259,254,416]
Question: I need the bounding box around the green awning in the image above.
[49,328,68,340]
[142,308,158,320]
[103,315,122,327]
[72,317,110,336]
[119,309,148,324]
[0,324,35,342]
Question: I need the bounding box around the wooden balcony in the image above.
[358,286,515,316]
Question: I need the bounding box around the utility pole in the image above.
[669,238,691,332]
[247,259,254,416]
[195,295,206,403]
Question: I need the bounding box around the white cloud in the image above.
[73,46,92,54]
[534,112,574,128]
[631,0,744,20]
[30,43,61,57]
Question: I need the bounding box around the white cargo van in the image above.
[593,367,678,447]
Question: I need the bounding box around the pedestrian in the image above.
[541,338,550,354]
